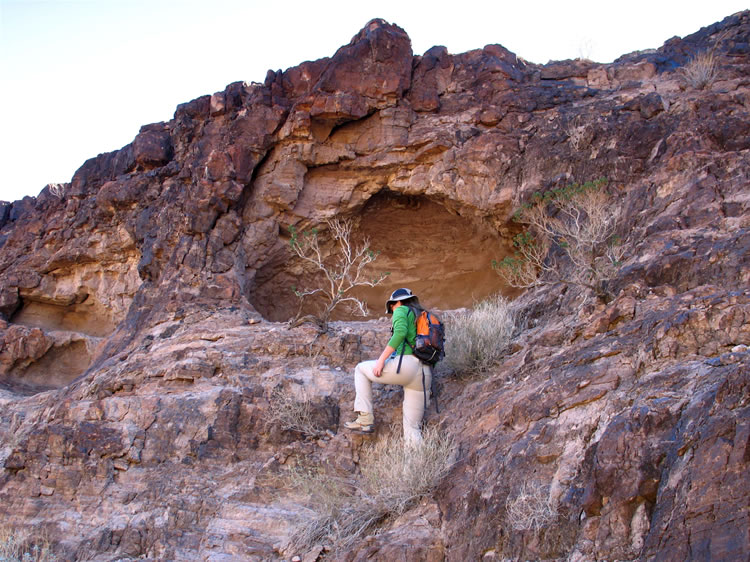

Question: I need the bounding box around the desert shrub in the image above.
[45,183,66,200]
[358,427,457,513]
[0,528,54,561]
[678,31,727,90]
[288,427,456,552]
[679,51,718,89]
[493,178,624,302]
[443,294,517,375]
[288,218,389,329]
[505,480,557,531]
[267,387,326,439]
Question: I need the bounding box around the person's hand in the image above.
[373,358,385,377]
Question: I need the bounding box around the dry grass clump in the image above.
[679,30,729,90]
[679,50,719,89]
[267,387,326,438]
[443,294,517,375]
[288,427,456,552]
[0,528,54,561]
[505,480,557,531]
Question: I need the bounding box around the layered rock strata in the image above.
[0,12,749,561]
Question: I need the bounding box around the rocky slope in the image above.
[1,12,749,561]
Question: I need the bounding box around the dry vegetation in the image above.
[505,480,557,532]
[493,178,624,302]
[0,528,54,561]
[266,387,327,439]
[288,218,390,328]
[679,30,727,90]
[443,294,517,375]
[679,50,719,89]
[286,427,456,553]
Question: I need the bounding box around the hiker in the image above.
[345,288,431,443]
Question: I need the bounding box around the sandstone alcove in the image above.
[12,296,117,338]
[2,283,132,394]
[2,339,97,395]
[1,297,111,395]
[250,192,514,321]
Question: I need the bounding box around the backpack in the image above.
[408,306,445,366]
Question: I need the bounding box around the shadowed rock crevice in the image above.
[1,252,141,394]
[2,296,109,395]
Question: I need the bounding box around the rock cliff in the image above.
[1,12,749,561]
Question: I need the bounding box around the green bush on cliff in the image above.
[492,178,624,302]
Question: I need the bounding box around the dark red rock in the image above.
[133,123,173,169]
[409,45,452,112]
[70,145,135,196]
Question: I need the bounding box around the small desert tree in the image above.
[288,218,389,329]
[493,178,624,302]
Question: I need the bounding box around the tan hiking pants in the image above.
[353,354,431,443]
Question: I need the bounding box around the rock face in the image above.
[1,13,749,561]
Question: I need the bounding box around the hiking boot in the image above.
[344,411,374,433]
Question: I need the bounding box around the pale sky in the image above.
[1,0,746,203]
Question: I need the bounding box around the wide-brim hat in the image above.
[385,288,419,314]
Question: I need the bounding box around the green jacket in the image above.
[387,305,416,354]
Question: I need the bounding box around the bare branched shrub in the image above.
[287,427,456,553]
[0,528,54,561]
[505,480,557,531]
[493,178,624,302]
[288,218,389,329]
[565,115,590,151]
[267,387,326,439]
[46,183,66,200]
[443,295,517,375]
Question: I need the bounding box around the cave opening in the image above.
[250,192,516,322]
